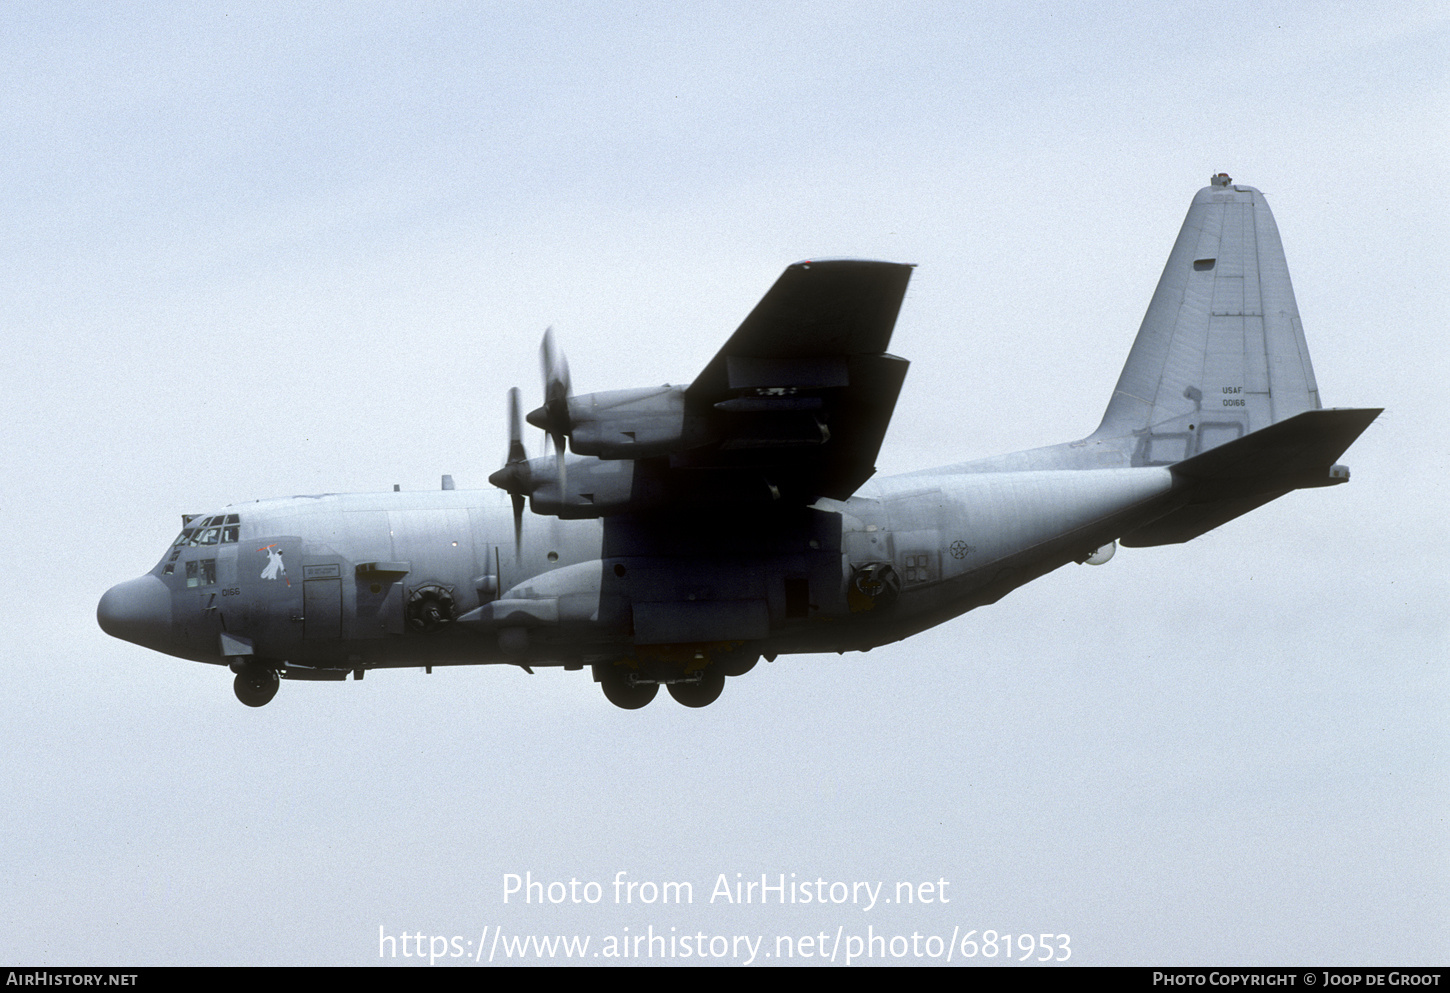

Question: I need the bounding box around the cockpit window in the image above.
[171,515,242,548]
[163,514,242,577]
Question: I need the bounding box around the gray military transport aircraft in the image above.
[99,175,1379,709]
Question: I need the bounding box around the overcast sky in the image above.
[2,2,1445,966]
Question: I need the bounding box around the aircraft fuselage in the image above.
[99,463,1177,678]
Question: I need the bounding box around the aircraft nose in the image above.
[97,575,172,647]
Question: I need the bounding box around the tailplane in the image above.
[1118,406,1379,545]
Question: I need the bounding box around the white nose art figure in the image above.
[260,545,286,581]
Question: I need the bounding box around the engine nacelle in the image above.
[564,385,697,459]
[525,456,637,518]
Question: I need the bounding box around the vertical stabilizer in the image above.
[1094,174,1321,465]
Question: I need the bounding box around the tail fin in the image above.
[1093,174,1323,464]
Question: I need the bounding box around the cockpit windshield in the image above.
[162,513,243,579]
[171,513,241,548]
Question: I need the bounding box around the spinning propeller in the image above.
[527,327,572,494]
[490,329,574,559]
[486,387,530,559]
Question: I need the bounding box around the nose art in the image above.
[97,575,171,647]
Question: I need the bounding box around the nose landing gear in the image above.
[231,662,280,707]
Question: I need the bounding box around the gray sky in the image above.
[2,1,1445,966]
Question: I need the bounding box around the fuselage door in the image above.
[302,562,343,640]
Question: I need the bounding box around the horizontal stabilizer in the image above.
[1171,407,1381,486]
[1120,407,1380,546]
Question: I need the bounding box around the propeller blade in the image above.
[535,328,572,441]
[488,387,533,562]
[511,492,525,561]
[506,387,526,465]
[539,327,570,495]
[540,326,571,411]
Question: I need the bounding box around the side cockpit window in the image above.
[184,559,217,588]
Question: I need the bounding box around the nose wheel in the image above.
[233,664,280,707]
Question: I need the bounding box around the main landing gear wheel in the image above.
[233,665,280,707]
[667,667,725,708]
[595,664,659,710]
[716,646,759,678]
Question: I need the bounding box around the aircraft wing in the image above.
[680,259,914,501]
[502,259,915,518]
